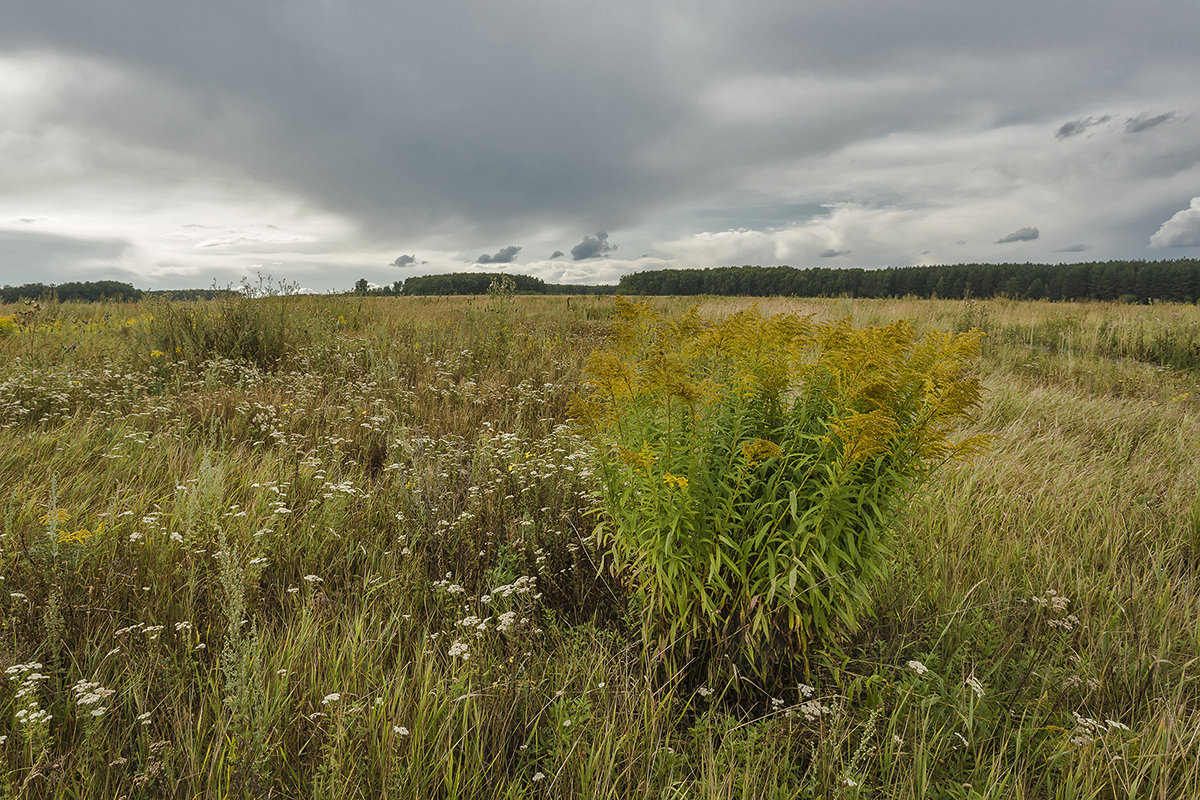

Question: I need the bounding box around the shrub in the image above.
[140,276,308,372]
[578,299,987,687]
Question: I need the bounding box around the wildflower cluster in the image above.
[7,662,51,727]
[433,572,541,662]
[580,300,986,681]
[1068,711,1131,748]
[1033,589,1080,632]
[72,678,116,718]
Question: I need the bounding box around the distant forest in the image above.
[384,273,612,296]
[615,260,1200,303]
[5,260,1199,304]
[0,282,241,303]
[0,280,144,303]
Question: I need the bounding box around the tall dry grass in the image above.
[0,292,1196,797]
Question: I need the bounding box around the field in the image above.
[1,290,1198,798]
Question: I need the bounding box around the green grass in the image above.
[0,293,1198,798]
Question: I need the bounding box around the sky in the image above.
[2,2,1200,291]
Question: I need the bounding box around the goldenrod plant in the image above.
[579,298,987,687]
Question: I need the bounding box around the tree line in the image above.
[615,260,1200,303]
[374,273,614,296]
[8,260,1199,304]
[0,281,144,303]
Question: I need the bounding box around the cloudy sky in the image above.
[3,2,1199,291]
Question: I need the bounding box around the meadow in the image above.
[0,287,1198,798]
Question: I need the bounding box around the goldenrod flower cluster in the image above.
[580,299,987,683]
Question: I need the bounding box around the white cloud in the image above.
[1149,197,1200,248]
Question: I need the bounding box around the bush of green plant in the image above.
[578,299,987,687]
[139,276,309,372]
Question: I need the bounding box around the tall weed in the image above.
[579,299,986,688]
[139,276,309,372]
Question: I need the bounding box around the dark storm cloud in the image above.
[0,3,693,243]
[570,232,615,261]
[392,254,416,267]
[819,248,852,258]
[996,227,1040,244]
[2,1,1200,287]
[549,251,564,260]
[1055,115,1111,139]
[1125,112,1177,134]
[475,245,521,264]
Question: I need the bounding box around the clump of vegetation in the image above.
[579,299,987,688]
[139,275,308,372]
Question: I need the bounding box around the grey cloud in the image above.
[475,245,521,264]
[2,1,1199,288]
[549,250,564,259]
[1053,244,1088,253]
[392,254,416,267]
[1125,112,1176,134]
[571,231,615,260]
[818,248,852,258]
[0,4,689,244]
[1055,115,1111,139]
[996,227,1039,243]
[0,229,132,284]
[1149,198,1200,247]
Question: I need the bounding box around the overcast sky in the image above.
[3,2,1199,291]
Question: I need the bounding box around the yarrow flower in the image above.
[907,660,930,676]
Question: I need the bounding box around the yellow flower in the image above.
[740,438,783,467]
[662,473,689,490]
[150,349,165,358]
[40,509,71,526]
[57,528,93,545]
